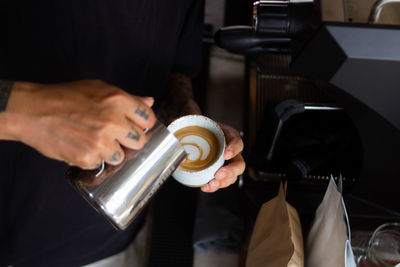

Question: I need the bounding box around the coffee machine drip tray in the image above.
[247,54,362,189]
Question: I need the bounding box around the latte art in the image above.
[173,126,220,171]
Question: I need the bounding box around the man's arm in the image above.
[0,80,16,140]
[0,80,14,112]
[157,73,201,123]
[0,79,156,169]
[158,73,246,193]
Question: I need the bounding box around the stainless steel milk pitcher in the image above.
[66,121,186,230]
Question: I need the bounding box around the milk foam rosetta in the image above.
[173,126,220,171]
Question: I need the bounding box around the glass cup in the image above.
[367,222,400,266]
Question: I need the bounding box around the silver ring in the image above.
[95,160,105,177]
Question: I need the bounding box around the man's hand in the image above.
[3,79,156,169]
[159,73,245,192]
[201,123,245,193]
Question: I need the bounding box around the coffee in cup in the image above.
[173,125,220,171]
[167,115,225,187]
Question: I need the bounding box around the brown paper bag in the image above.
[306,177,356,267]
[246,182,304,267]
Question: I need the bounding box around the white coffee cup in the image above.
[167,115,225,187]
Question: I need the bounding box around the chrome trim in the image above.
[95,160,105,178]
[304,105,342,111]
[267,120,284,161]
[369,0,400,23]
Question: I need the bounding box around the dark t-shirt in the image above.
[0,0,203,266]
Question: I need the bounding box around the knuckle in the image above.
[99,120,116,134]
[95,85,128,105]
[82,79,105,88]
[106,90,130,104]
[93,137,109,154]
[93,79,105,85]
[87,78,101,84]
[224,179,233,188]
[97,115,122,134]
[239,141,244,152]
[237,136,244,147]
[88,131,103,146]
[85,129,108,151]
[222,182,231,189]
[219,180,228,188]
[238,160,246,174]
[76,151,97,169]
[232,136,244,149]
[113,90,127,100]
[224,168,233,179]
[222,176,236,188]
[230,176,238,186]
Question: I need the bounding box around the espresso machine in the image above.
[216,0,400,229]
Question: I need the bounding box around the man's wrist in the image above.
[0,81,39,141]
[0,80,15,112]
[177,98,201,116]
[0,112,23,140]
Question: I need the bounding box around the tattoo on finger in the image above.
[127,127,140,141]
[109,151,121,162]
[135,104,149,120]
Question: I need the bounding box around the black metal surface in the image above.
[214,26,292,55]
[216,1,321,55]
[249,102,362,186]
[246,53,360,188]
[253,1,321,38]
[251,54,333,136]
[291,22,400,214]
[292,22,400,131]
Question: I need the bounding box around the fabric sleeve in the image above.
[171,0,205,78]
[0,80,14,112]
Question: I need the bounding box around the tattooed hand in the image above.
[1,79,156,169]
